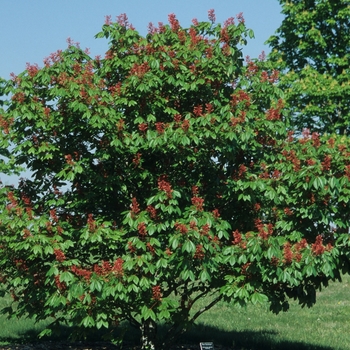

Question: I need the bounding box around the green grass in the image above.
[1,276,350,349]
[184,274,350,350]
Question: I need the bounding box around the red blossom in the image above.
[132,153,142,167]
[138,123,148,132]
[138,222,147,237]
[131,197,140,215]
[312,132,321,147]
[181,119,190,131]
[284,207,293,216]
[105,15,112,25]
[54,249,66,263]
[174,222,188,234]
[71,265,92,281]
[155,122,165,134]
[168,13,180,32]
[191,196,204,211]
[165,247,173,256]
[146,205,157,219]
[255,219,273,240]
[147,242,155,255]
[130,62,150,78]
[152,285,162,301]
[190,221,197,230]
[208,9,216,23]
[283,242,293,264]
[345,165,350,180]
[212,209,220,218]
[232,230,242,245]
[128,241,136,253]
[55,275,67,291]
[321,155,332,171]
[87,213,97,232]
[112,258,124,277]
[116,13,129,27]
[148,22,158,35]
[311,235,325,255]
[26,62,39,77]
[194,244,205,259]
[236,12,245,23]
[201,224,210,236]
[158,175,173,198]
[224,17,235,27]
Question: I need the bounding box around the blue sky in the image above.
[0,0,283,80]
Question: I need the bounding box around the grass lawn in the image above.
[1,275,350,349]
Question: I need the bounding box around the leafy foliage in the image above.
[1,11,350,350]
[266,0,350,134]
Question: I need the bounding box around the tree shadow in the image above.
[0,322,336,350]
[177,322,335,350]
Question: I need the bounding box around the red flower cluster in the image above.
[284,207,293,216]
[174,222,188,234]
[201,224,210,236]
[193,105,203,117]
[212,208,220,218]
[87,213,97,232]
[208,9,216,23]
[55,275,67,291]
[26,63,39,77]
[231,90,251,108]
[232,230,242,245]
[71,265,92,281]
[113,258,124,277]
[138,123,148,132]
[168,13,180,32]
[0,115,14,134]
[116,13,129,27]
[152,285,162,301]
[130,197,140,215]
[146,205,157,219]
[236,12,245,23]
[158,175,173,198]
[130,62,150,78]
[138,222,147,237]
[283,242,293,264]
[194,244,205,259]
[181,119,190,131]
[345,165,350,180]
[54,249,66,263]
[321,155,332,172]
[132,153,141,167]
[155,122,165,134]
[255,219,273,240]
[191,196,204,211]
[282,149,300,171]
[311,235,328,255]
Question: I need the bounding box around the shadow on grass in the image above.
[0,322,335,350]
[178,322,334,350]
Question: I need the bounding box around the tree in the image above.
[266,0,350,134]
[1,11,350,350]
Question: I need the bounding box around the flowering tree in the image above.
[1,11,350,350]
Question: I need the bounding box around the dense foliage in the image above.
[267,0,350,134]
[1,11,350,350]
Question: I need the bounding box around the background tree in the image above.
[266,0,350,134]
[1,11,350,350]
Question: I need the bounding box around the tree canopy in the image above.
[267,0,350,134]
[1,10,350,350]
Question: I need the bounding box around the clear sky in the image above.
[0,0,283,80]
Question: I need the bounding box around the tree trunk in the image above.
[140,319,157,350]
